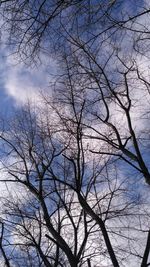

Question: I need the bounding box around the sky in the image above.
[0,0,149,192]
[0,41,58,116]
[0,1,150,266]
[0,0,149,193]
[0,0,146,109]
[0,0,147,110]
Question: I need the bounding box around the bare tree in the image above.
[1,0,150,63]
[1,0,150,186]
[0,100,149,266]
[0,1,150,266]
[0,0,150,189]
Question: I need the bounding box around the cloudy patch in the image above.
[4,57,56,105]
[0,39,58,107]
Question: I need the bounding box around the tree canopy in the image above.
[0,1,150,266]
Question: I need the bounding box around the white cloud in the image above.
[0,45,57,106]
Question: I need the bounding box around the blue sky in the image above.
[0,48,58,115]
[0,0,147,113]
[0,1,149,266]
